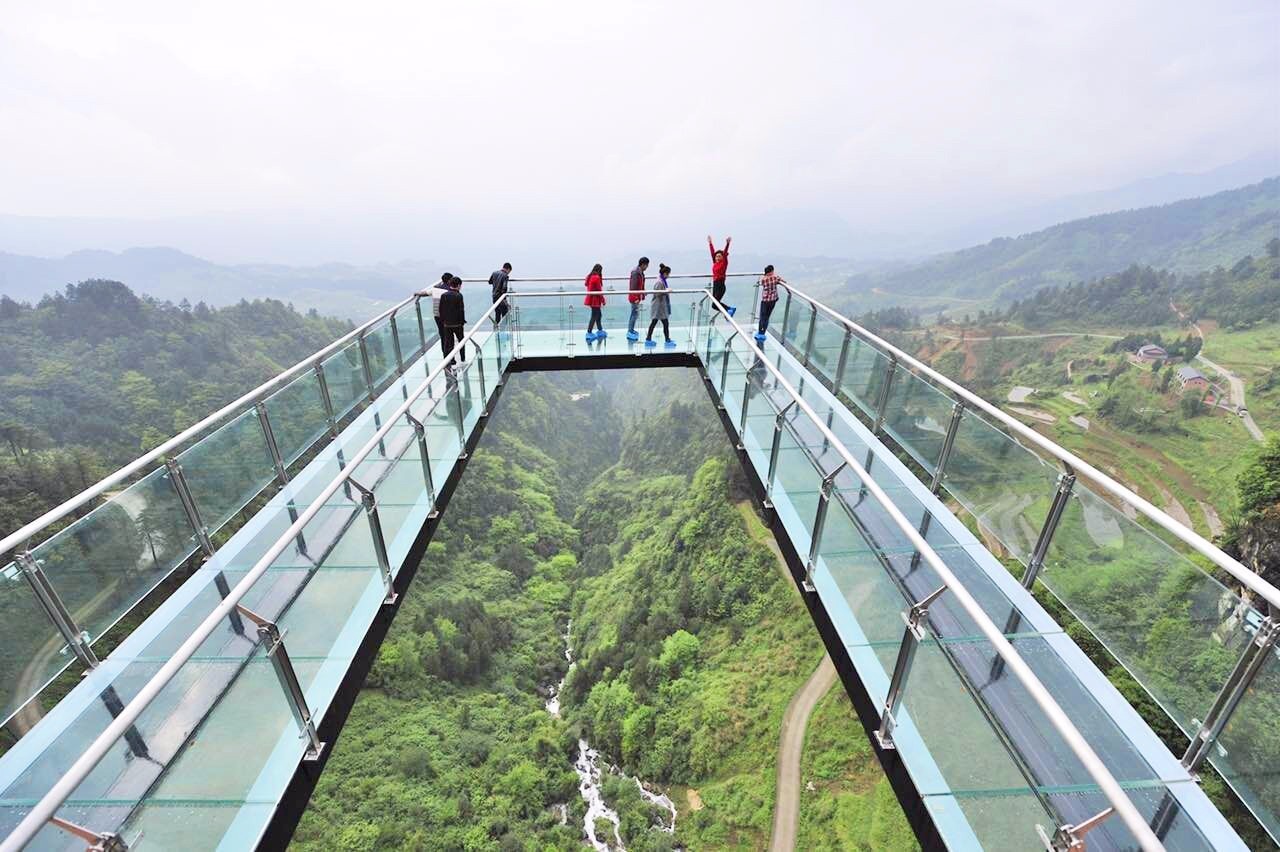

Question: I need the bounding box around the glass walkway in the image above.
[0,275,1274,851]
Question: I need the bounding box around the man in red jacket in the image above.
[708,235,736,317]
[626,256,649,341]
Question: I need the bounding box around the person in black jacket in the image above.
[440,277,466,369]
[489,262,512,325]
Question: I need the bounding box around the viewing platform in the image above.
[0,274,1274,851]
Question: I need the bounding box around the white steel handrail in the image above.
[0,294,419,561]
[775,281,1280,612]
[708,298,1164,850]
[0,296,506,852]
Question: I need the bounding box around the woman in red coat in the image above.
[584,263,606,340]
[708,235,736,317]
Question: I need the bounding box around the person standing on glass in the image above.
[489,262,512,325]
[644,263,676,347]
[584,263,606,340]
[417,272,453,357]
[626,256,649,341]
[440,275,467,370]
[708,234,736,317]
[755,264,784,343]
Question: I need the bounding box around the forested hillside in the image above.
[841,178,1278,311]
[1000,240,1280,330]
[0,279,351,538]
[296,369,915,851]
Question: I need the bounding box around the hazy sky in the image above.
[1,0,1277,264]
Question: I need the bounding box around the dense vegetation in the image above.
[1001,242,1280,331]
[0,281,352,548]
[297,368,916,850]
[841,178,1279,310]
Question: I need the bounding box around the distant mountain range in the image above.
[839,177,1280,314]
[0,248,441,320]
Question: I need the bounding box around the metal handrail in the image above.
[0,297,505,852]
[708,297,1165,850]
[775,281,1280,612]
[457,272,757,284]
[0,294,419,561]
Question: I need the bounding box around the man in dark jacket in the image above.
[626,257,648,341]
[489,262,512,325]
[440,276,466,369]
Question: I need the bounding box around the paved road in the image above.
[1196,352,1264,442]
[769,654,839,852]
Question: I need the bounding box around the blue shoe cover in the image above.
[644,339,657,348]
[727,305,737,317]
[626,330,639,341]
[664,340,678,348]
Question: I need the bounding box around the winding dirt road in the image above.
[768,655,838,852]
[1171,300,1264,443]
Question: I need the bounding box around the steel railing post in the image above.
[801,303,818,368]
[1021,469,1076,589]
[165,457,215,557]
[165,457,247,635]
[930,401,966,494]
[389,314,405,376]
[1181,616,1279,773]
[872,357,898,434]
[803,462,847,592]
[780,289,793,348]
[234,604,325,761]
[765,401,797,507]
[16,551,99,670]
[349,478,398,606]
[255,402,289,487]
[736,371,753,450]
[875,584,947,749]
[414,296,427,351]
[476,346,488,413]
[832,328,852,393]
[451,385,468,459]
[313,362,340,441]
[404,411,439,518]
[357,332,376,401]
[1038,808,1117,852]
[750,279,760,327]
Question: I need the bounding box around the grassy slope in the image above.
[797,686,919,852]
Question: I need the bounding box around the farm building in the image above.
[1136,343,1168,362]
[1177,366,1210,391]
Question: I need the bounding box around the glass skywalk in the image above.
[0,275,1272,851]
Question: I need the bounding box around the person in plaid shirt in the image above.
[756,264,784,341]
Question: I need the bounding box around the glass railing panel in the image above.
[849,638,1055,812]
[837,337,892,418]
[941,410,1060,564]
[0,563,79,723]
[1209,634,1279,840]
[392,309,422,366]
[880,369,957,478]
[177,409,277,532]
[923,791,1059,852]
[120,653,322,847]
[806,312,847,382]
[1041,482,1247,737]
[262,369,329,468]
[18,464,198,657]
[361,318,398,390]
[765,428,826,556]
[320,340,367,421]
